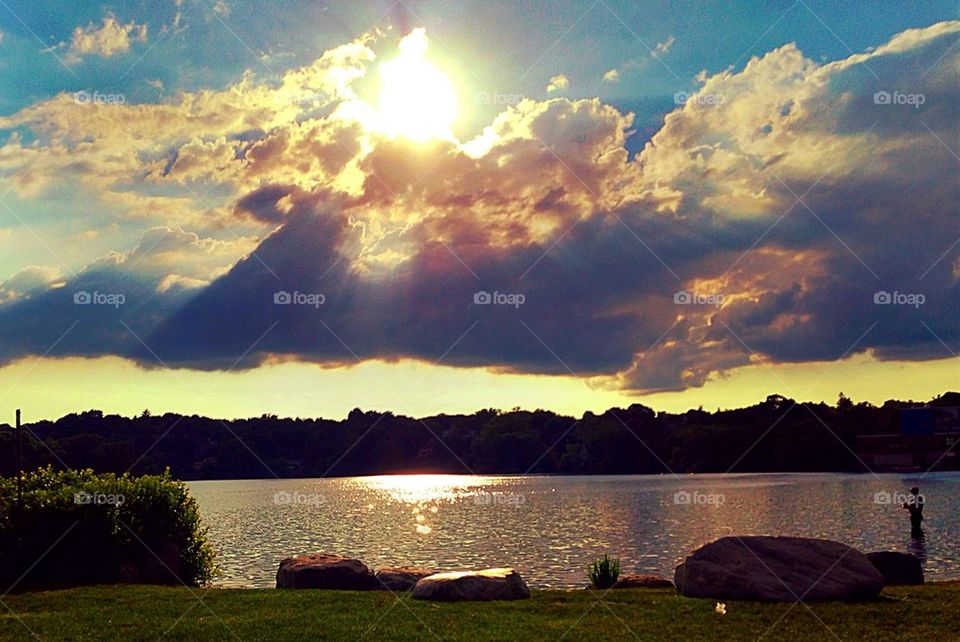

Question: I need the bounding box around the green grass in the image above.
[2,583,959,641]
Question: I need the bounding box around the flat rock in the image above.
[612,573,674,589]
[374,567,435,592]
[867,552,924,585]
[411,568,530,601]
[674,536,884,602]
[276,553,375,589]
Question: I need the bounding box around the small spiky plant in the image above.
[587,554,621,589]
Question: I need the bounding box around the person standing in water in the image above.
[902,486,924,537]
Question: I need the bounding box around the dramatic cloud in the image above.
[0,266,63,304]
[0,22,957,393]
[65,14,148,63]
[622,20,960,388]
[0,35,375,224]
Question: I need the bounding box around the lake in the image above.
[188,472,960,589]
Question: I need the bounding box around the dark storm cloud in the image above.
[142,206,686,374]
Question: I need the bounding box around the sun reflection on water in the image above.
[349,474,502,535]
[350,474,498,503]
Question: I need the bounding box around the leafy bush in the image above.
[587,554,621,589]
[0,467,215,590]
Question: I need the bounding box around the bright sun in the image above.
[377,29,458,142]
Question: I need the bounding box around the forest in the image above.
[2,392,958,479]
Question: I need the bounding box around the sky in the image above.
[0,0,957,421]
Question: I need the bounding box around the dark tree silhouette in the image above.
[0,392,955,479]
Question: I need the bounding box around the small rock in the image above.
[412,568,530,601]
[867,552,924,585]
[612,573,674,589]
[374,567,435,592]
[276,553,375,589]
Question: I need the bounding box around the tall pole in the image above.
[15,409,22,508]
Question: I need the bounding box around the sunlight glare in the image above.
[355,474,493,503]
[377,29,458,142]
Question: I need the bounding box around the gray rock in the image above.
[374,567,436,591]
[276,553,375,589]
[612,573,674,589]
[412,568,530,601]
[674,536,884,602]
[867,552,924,585]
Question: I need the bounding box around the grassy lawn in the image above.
[2,583,959,641]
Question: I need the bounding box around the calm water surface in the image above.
[187,473,960,589]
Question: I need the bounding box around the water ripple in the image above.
[187,473,960,589]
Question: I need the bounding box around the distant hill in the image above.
[2,392,958,479]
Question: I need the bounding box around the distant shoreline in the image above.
[4,392,958,478]
[181,470,960,483]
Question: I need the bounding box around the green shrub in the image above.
[0,467,215,590]
[587,554,621,589]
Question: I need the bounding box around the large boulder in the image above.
[674,536,884,602]
[374,567,436,592]
[867,552,924,585]
[411,568,530,601]
[612,574,674,589]
[276,553,375,589]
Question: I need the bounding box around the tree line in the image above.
[2,392,957,479]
